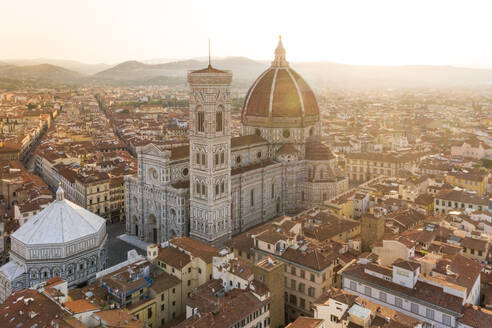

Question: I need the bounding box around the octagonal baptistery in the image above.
[241,36,321,153]
[0,187,107,302]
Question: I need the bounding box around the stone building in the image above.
[345,152,424,183]
[360,213,384,251]
[125,37,348,246]
[0,186,107,302]
[253,256,285,328]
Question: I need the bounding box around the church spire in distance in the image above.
[272,34,289,67]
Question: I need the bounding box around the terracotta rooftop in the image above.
[170,237,220,264]
[92,309,145,328]
[461,236,488,252]
[169,145,189,161]
[177,279,269,328]
[157,246,191,269]
[286,317,324,328]
[0,288,68,328]
[231,134,267,148]
[458,304,492,328]
[436,189,488,205]
[63,299,100,314]
[242,67,319,123]
[277,143,299,156]
[231,160,277,176]
[392,258,421,272]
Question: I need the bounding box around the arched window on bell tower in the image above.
[216,105,224,132]
[197,106,205,132]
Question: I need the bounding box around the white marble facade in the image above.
[125,39,348,246]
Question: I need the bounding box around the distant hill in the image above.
[142,58,179,65]
[292,62,492,88]
[2,59,110,75]
[93,57,267,87]
[0,64,82,84]
[3,56,492,89]
[93,57,492,88]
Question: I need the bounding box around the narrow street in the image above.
[94,94,135,158]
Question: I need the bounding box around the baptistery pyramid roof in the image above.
[12,186,105,245]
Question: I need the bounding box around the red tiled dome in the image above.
[241,37,319,128]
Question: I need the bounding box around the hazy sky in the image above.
[2,0,492,68]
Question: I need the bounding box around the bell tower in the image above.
[187,62,233,246]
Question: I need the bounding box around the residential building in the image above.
[434,189,489,214]
[236,208,358,321]
[451,140,487,160]
[345,152,424,183]
[361,214,384,252]
[307,287,424,328]
[445,169,489,196]
[147,237,220,310]
[342,255,481,328]
[175,279,271,328]
[97,252,181,327]
[460,236,489,263]
[253,256,285,328]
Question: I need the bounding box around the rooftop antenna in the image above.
[208,38,211,68]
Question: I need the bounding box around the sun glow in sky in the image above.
[2,0,492,68]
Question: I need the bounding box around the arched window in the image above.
[149,214,157,225]
[216,106,223,132]
[202,154,206,167]
[201,183,206,196]
[215,184,219,196]
[320,168,324,179]
[220,152,225,164]
[197,106,204,132]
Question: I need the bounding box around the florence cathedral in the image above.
[125,37,348,246]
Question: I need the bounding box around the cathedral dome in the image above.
[242,36,319,128]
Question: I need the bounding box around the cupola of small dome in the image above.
[56,183,65,201]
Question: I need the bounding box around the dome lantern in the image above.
[272,35,288,67]
[56,182,65,201]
